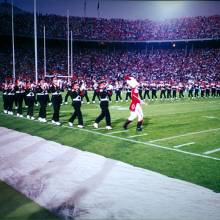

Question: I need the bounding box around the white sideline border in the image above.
[1,113,220,161]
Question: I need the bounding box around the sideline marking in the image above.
[173,142,195,148]
[128,134,148,138]
[148,128,220,143]
[203,148,220,155]
[1,113,220,161]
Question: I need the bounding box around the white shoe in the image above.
[106,126,112,130]
[92,101,95,104]
[31,116,35,120]
[65,102,68,105]
[19,115,23,118]
[9,111,13,115]
[87,102,90,104]
[52,120,56,124]
[3,110,7,114]
[27,115,30,119]
[15,106,18,110]
[78,125,84,129]
[25,105,28,108]
[93,123,98,129]
[82,101,84,104]
[56,122,61,126]
[41,118,47,123]
[48,103,52,106]
[35,103,39,107]
[38,117,42,122]
[68,122,73,127]
[17,113,20,117]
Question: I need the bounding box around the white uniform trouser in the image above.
[128,103,143,122]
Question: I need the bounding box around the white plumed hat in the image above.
[125,75,139,88]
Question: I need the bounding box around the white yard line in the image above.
[61,125,220,161]
[173,142,195,148]
[202,116,217,119]
[128,134,148,138]
[149,128,220,143]
[203,148,220,155]
[2,113,220,161]
[107,130,128,134]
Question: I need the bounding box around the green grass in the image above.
[0,93,220,200]
[0,181,59,220]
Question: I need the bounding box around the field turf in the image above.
[0,181,59,220]
[0,92,220,203]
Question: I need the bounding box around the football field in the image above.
[0,92,220,195]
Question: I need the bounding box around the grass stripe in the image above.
[128,133,148,138]
[2,113,220,162]
[107,130,128,134]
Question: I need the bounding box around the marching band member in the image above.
[68,82,84,128]
[81,81,90,104]
[15,80,25,117]
[51,78,63,125]
[3,82,9,114]
[37,81,50,123]
[64,81,72,104]
[125,83,131,102]
[123,75,144,132]
[7,82,15,115]
[93,81,112,130]
[115,81,123,102]
[107,81,113,102]
[92,80,100,103]
[26,82,36,120]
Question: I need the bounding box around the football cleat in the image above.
[78,125,84,129]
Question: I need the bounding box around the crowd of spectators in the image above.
[1,11,220,41]
[1,42,220,84]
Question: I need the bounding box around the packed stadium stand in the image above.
[0,2,220,83]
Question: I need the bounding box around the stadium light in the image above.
[154,1,184,20]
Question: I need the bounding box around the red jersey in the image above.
[129,88,141,111]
